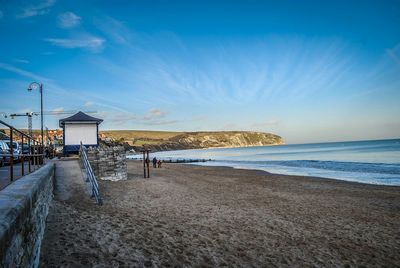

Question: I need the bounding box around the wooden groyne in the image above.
[162,159,211,163]
[126,157,211,164]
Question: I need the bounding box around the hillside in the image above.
[100,130,284,152]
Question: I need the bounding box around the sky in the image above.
[0,0,399,144]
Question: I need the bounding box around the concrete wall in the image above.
[0,163,55,268]
[86,146,127,181]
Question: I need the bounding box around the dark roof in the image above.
[59,111,103,127]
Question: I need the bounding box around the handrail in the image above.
[0,119,44,186]
[79,142,103,205]
[0,119,34,140]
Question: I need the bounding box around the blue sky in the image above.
[0,0,399,143]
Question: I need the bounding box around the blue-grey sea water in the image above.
[128,139,400,186]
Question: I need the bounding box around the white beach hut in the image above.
[59,111,103,154]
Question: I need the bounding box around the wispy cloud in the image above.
[141,108,176,125]
[44,35,105,52]
[141,119,179,126]
[13,59,30,64]
[0,62,50,82]
[99,112,137,126]
[97,108,178,127]
[0,63,135,120]
[386,43,400,66]
[103,35,355,107]
[85,101,129,113]
[93,15,131,44]
[17,0,56,19]
[57,12,81,29]
[143,108,168,120]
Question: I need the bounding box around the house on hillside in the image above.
[59,111,103,154]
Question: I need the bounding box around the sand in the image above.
[40,160,400,267]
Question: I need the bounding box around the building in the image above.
[59,111,103,154]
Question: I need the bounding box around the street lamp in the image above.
[27,82,44,149]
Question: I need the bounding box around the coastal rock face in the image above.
[100,130,284,152]
[131,131,284,152]
[170,131,284,149]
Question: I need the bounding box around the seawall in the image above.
[0,163,55,268]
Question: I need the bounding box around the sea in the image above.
[127,139,400,186]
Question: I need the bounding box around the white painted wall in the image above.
[64,123,97,145]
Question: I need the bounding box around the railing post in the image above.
[10,128,13,181]
[41,144,44,165]
[21,135,24,176]
[143,151,146,178]
[28,138,31,173]
[147,151,150,178]
[33,141,37,169]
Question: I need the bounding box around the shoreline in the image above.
[127,159,400,187]
[188,162,400,187]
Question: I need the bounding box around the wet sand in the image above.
[40,160,400,267]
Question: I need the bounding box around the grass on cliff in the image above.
[100,130,183,145]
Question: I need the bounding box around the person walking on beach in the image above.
[157,159,162,168]
[152,157,157,168]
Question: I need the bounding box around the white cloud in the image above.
[45,36,105,52]
[52,107,64,113]
[143,108,168,120]
[17,0,56,19]
[84,101,94,107]
[58,12,81,29]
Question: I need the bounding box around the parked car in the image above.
[0,147,5,167]
[1,140,21,162]
[0,140,9,152]
[0,140,11,165]
[22,143,30,154]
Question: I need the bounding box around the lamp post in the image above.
[27,82,44,149]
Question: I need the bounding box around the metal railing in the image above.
[0,120,44,187]
[79,142,103,205]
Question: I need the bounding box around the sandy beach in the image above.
[40,160,400,267]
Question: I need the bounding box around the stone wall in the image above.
[0,163,55,268]
[86,146,128,181]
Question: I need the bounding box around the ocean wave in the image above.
[190,160,400,186]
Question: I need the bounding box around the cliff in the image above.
[100,130,284,152]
